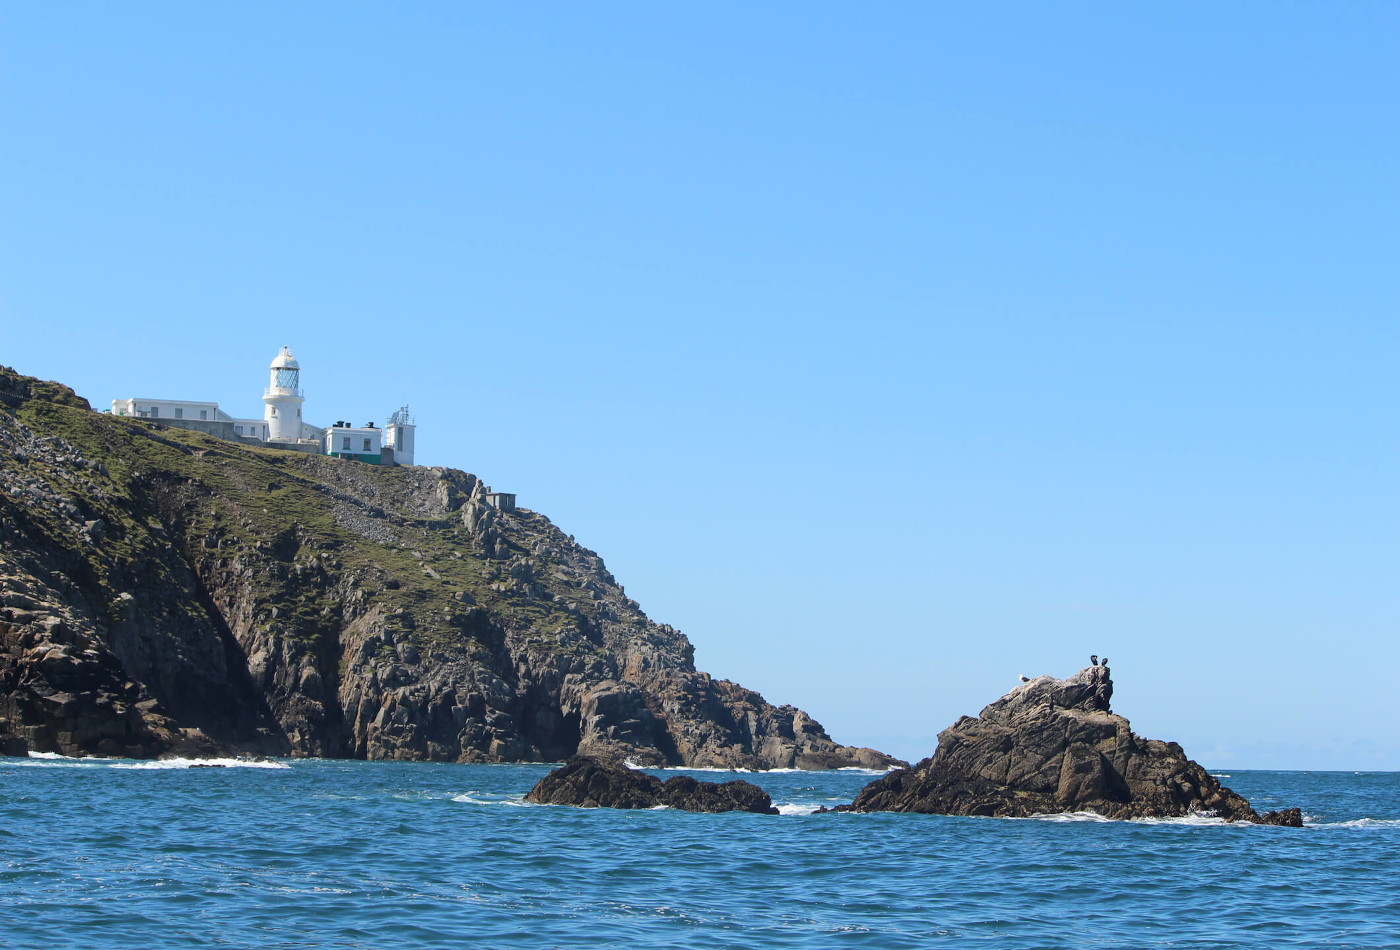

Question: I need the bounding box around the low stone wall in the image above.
[143,417,255,444]
[135,417,323,454]
[265,440,324,456]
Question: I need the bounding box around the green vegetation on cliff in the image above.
[1,366,902,769]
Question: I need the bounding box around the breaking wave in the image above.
[1313,817,1400,829]
[112,757,291,770]
[450,791,534,807]
[22,751,117,763]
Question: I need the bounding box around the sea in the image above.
[2,757,1396,949]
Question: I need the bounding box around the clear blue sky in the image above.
[3,4,1396,769]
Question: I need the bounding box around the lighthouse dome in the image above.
[270,346,300,370]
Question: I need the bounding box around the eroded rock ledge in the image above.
[841,663,1303,826]
[525,755,778,814]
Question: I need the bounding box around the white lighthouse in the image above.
[263,346,306,441]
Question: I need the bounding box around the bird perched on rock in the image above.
[1090,655,1099,666]
[1018,674,1030,683]
[1100,657,1109,669]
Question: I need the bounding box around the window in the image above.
[174,408,183,419]
[363,439,371,451]
[150,407,159,418]
[270,406,277,416]
[342,437,350,450]
[200,409,208,420]
[235,425,244,435]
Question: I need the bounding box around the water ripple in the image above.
[1,762,1396,948]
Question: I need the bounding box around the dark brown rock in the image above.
[524,755,779,814]
[525,755,667,809]
[1258,807,1304,828]
[843,665,1301,824]
[1,729,27,757]
[659,774,779,814]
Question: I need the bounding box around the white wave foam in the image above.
[647,765,895,775]
[777,803,820,816]
[451,792,534,807]
[622,759,739,771]
[836,766,902,775]
[1316,817,1400,828]
[632,765,756,773]
[1024,810,1115,823]
[1132,813,1239,827]
[9,752,116,768]
[1019,810,1241,827]
[605,760,901,777]
[113,757,290,770]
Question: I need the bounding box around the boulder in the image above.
[842,663,1302,826]
[525,755,779,814]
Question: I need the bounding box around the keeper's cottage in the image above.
[111,346,416,466]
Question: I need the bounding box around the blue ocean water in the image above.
[1,758,1396,949]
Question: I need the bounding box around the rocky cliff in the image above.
[843,663,1301,824]
[0,367,900,769]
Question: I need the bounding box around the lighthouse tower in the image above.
[263,346,305,441]
[385,405,415,466]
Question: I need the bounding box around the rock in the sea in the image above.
[524,755,779,814]
[653,774,779,814]
[843,664,1302,826]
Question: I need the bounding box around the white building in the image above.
[325,422,383,463]
[384,405,415,466]
[110,397,268,440]
[110,347,414,466]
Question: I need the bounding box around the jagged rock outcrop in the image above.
[0,366,901,769]
[524,755,778,813]
[843,663,1302,825]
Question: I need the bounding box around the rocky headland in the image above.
[0,366,900,770]
[524,755,778,813]
[842,662,1302,826]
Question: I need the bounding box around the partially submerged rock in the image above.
[524,755,778,814]
[843,663,1302,826]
